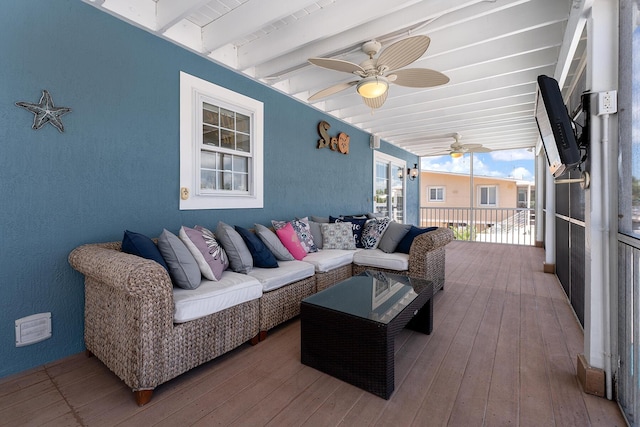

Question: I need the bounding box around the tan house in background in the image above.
[419,171,535,242]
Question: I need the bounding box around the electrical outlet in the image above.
[597,90,617,115]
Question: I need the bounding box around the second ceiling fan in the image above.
[307,35,449,109]
[449,133,491,158]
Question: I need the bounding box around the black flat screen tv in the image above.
[534,75,581,177]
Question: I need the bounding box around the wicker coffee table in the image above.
[300,270,434,399]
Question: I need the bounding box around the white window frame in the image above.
[428,186,445,202]
[180,71,263,210]
[373,151,407,222]
[478,185,498,207]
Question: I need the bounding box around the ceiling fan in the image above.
[307,35,449,109]
[449,133,491,158]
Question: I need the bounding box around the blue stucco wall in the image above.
[0,0,419,377]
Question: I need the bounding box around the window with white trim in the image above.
[428,186,445,202]
[478,185,497,206]
[180,71,263,210]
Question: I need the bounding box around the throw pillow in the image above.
[360,217,391,249]
[378,221,412,253]
[275,222,307,260]
[254,223,295,261]
[331,216,367,248]
[367,212,385,219]
[307,220,323,249]
[321,223,356,250]
[310,215,330,223]
[214,221,253,274]
[396,226,438,254]
[235,226,278,268]
[157,229,202,290]
[179,225,228,281]
[121,230,168,271]
[272,218,318,253]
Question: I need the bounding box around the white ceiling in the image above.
[85,0,587,157]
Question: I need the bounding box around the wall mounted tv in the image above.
[534,75,581,177]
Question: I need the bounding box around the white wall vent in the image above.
[15,312,51,347]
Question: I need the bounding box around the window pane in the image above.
[219,108,234,130]
[201,170,216,190]
[222,171,232,190]
[203,126,219,146]
[236,132,250,152]
[201,151,217,169]
[480,188,487,205]
[222,154,232,171]
[203,103,218,126]
[220,129,234,148]
[234,173,248,192]
[236,113,250,133]
[233,156,248,173]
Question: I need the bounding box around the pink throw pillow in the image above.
[276,222,307,260]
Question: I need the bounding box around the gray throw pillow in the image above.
[310,215,330,223]
[307,220,324,249]
[157,229,202,289]
[378,222,412,253]
[215,221,253,273]
[254,223,295,261]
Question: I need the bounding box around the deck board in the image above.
[0,241,626,426]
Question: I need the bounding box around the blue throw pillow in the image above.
[331,216,368,248]
[396,226,438,254]
[122,230,168,270]
[235,226,279,268]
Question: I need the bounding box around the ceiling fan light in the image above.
[450,151,464,159]
[357,76,388,98]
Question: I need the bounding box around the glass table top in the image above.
[303,271,430,324]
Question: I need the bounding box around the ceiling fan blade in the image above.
[308,58,365,74]
[308,81,358,101]
[470,146,492,153]
[377,35,431,71]
[362,90,388,109]
[390,68,450,88]
[461,143,483,150]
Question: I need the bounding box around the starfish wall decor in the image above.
[15,90,71,133]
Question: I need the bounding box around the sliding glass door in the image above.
[374,152,406,223]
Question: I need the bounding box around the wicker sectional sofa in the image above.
[68,226,453,405]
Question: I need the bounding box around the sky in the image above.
[421,148,536,182]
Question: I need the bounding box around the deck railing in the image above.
[419,206,536,246]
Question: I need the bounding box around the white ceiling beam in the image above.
[155,0,210,32]
[203,0,320,53]
[100,0,156,29]
[364,97,534,136]
[235,0,428,70]
[252,0,491,78]
[553,0,594,86]
[375,104,535,138]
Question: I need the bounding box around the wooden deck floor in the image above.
[0,241,626,426]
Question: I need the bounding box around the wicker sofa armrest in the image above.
[408,227,454,255]
[68,242,172,301]
[68,242,174,391]
[408,227,454,291]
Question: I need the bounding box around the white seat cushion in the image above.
[352,248,409,271]
[302,249,359,273]
[248,260,315,292]
[173,271,262,323]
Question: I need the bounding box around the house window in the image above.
[478,186,497,206]
[428,186,445,202]
[180,71,263,209]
